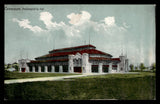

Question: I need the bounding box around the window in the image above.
[92,65,98,73]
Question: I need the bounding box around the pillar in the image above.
[32,66,35,72]
[38,66,41,72]
[69,55,74,73]
[26,66,29,72]
[69,66,74,73]
[59,65,63,73]
[89,63,92,73]
[109,63,112,73]
[98,63,103,73]
[45,66,48,73]
[51,65,55,73]
[82,53,89,73]
[19,67,22,72]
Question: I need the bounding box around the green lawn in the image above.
[4,71,81,80]
[4,72,155,100]
[77,72,155,79]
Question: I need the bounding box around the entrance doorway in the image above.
[22,68,26,72]
[74,67,82,73]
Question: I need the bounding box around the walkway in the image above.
[4,72,139,84]
[4,73,107,84]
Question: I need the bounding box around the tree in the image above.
[135,66,138,70]
[129,64,134,71]
[6,64,11,69]
[151,63,156,70]
[12,63,19,71]
[139,63,145,71]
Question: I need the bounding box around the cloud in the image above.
[104,16,115,26]
[39,12,65,30]
[39,12,81,37]
[62,25,81,37]
[12,18,44,33]
[12,11,127,39]
[123,22,130,28]
[67,11,91,25]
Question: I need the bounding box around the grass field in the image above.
[4,72,155,100]
[4,71,81,80]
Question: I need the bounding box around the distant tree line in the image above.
[5,62,19,71]
[129,62,156,72]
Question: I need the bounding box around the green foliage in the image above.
[12,64,19,71]
[151,63,156,70]
[5,63,19,71]
[4,72,155,100]
[135,66,138,70]
[139,63,145,71]
[6,64,11,69]
[129,64,134,71]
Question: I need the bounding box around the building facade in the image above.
[18,59,30,72]
[22,44,129,73]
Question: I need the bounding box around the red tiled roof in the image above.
[50,44,96,52]
[89,57,120,61]
[30,59,69,63]
[37,49,112,58]
[111,58,121,61]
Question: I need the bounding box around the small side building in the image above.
[18,59,30,72]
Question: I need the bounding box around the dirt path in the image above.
[4,72,139,84]
[4,73,108,84]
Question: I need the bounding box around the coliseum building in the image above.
[19,44,129,73]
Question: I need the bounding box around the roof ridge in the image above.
[49,44,96,52]
[36,48,112,59]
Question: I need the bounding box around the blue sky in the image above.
[5,5,155,66]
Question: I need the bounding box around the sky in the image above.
[5,5,155,67]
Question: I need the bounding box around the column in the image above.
[59,65,63,73]
[19,67,22,72]
[109,63,112,73]
[89,63,92,73]
[98,63,103,73]
[26,66,29,72]
[82,67,85,73]
[32,66,35,72]
[69,66,74,73]
[45,66,48,73]
[51,65,55,73]
[38,66,41,72]
[117,63,120,72]
[82,53,89,73]
[69,55,74,73]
